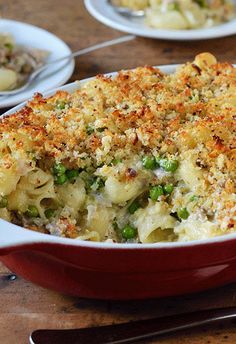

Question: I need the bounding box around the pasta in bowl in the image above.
[0,53,236,299]
[111,0,235,29]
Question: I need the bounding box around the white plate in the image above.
[84,0,236,41]
[0,19,75,108]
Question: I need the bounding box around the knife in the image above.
[30,306,236,344]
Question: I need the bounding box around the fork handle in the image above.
[30,307,236,344]
[37,34,135,74]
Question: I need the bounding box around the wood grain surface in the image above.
[1,1,236,343]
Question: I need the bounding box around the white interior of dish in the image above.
[1,64,236,249]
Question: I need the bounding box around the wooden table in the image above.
[1,1,236,343]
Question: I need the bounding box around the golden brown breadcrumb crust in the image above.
[1,53,235,173]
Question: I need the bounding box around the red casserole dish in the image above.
[1,66,236,300]
[1,219,236,299]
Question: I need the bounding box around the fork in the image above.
[0,34,135,96]
[30,306,236,344]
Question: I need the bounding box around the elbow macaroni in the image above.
[132,201,177,242]
[105,176,143,204]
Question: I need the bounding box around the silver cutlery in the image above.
[0,34,135,96]
[29,306,236,344]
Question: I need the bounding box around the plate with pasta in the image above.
[0,19,74,108]
[84,0,236,40]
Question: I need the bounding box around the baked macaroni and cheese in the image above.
[0,53,235,243]
[111,0,235,30]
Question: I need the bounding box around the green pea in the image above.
[160,159,178,172]
[121,225,137,240]
[66,169,79,180]
[149,185,164,201]
[56,101,66,110]
[53,163,66,176]
[128,200,140,214]
[190,195,198,202]
[163,184,174,195]
[0,196,8,208]
[142,156,157,170]
[44,209,55,219]
[177,207,190,220]
[25,205,39,218]
[54,174,68,185]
